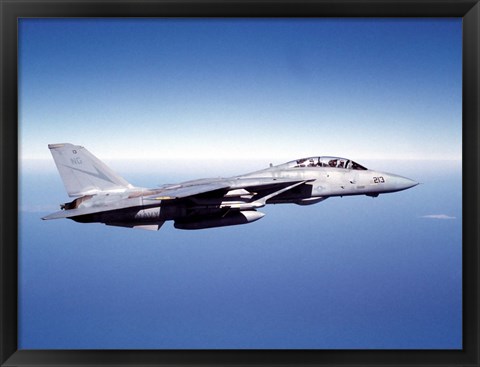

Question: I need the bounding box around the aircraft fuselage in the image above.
[43,145,418,231]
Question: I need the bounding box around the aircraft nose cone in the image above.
[395,176,419,191]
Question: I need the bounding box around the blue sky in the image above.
[18,18,462,349]
[19,18,461,162]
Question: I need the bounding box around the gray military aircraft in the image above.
[43,143,418,230]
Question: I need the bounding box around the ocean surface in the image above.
[18,159,462,349]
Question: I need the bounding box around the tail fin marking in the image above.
[48,143,133,197]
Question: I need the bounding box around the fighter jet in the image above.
[43,143,418,230]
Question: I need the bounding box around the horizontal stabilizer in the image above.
[42,207,104,220]
[42,197,143,220]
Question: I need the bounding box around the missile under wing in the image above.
[43,144,418,230]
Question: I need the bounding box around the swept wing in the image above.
[44,178,312,220]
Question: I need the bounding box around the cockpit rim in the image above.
[281,156,368,170]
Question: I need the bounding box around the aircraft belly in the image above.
[76,206,163,224]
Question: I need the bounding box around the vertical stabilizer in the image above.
[48,143,133,197]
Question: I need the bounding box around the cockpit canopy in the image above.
[286,156,368,170]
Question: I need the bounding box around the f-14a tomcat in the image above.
[43,143,418,231]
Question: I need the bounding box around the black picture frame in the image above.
[1,1,478,366]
